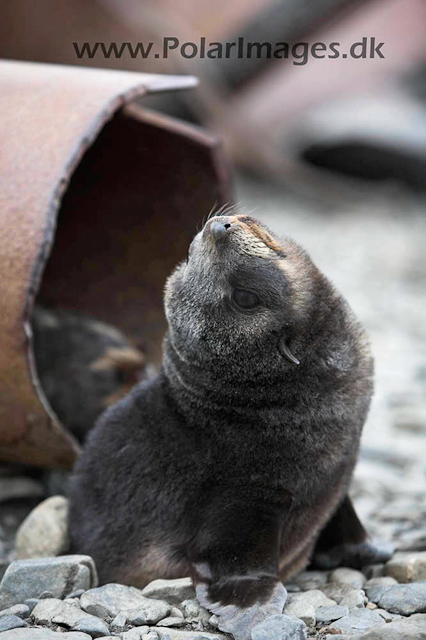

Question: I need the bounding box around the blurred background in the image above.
[1,0,426,569]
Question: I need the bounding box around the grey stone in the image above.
[378,582,426,615]
[285,589,336,611]
[71,617,111,637]
[156,617,186,627]
[375,609,402,623]
[251,613,307,639]
[154,631,228,640]
[208,615,218,628]
[154,631,229,639]
[0,631,91,640]
[0,616,28,632]
[23,600,39,613]
[328,609,385,635]
[126,601,171,626]
[321,583,366,609]
[110,612,127,633]
[15,497,69,560]
[350,613,426,639]
[69,590,85,599]
[80,584,170,622]
[141,579,195,605]
[141,633,159,640]
[0,556,97,608]
[292,571,328,591]
[32,598,102,628]
[38,592,54,600]
[63,598,82,607]
[120,629,149,640]
[386,551,426,583]
[0,605,30,619]
[364,576,397,603]
[180,600,209,625]
[315,605,349,623]
[283,600,315,627]
[329,568,367,589]
[169,608,183,619]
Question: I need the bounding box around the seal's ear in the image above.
[278,338,300,365]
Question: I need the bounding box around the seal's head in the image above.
[164,213,330,371]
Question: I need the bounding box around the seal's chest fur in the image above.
[69,214,386,640]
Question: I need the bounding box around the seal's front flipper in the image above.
[196,580,287,640]
[311,495,394,570]
[189,486,292,640]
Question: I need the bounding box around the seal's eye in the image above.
[232,288,260,309]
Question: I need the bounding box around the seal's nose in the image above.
[210,220,232,238]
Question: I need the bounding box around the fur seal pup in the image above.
[69,213,391,639]
[32,306,145,442]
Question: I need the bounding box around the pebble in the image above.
[153,631,228,639]
[71,617,111,637]
[156,617,186,627]
[142,633,159,640]
[32,598,101,627]
[0,556,97,609]
[286,589,336,610]
[251,613,307,639]
[315,605,349,623]
[291,571,329,591]
[208,615,219,628]
[377,582,426,615]
[0,604,30,619]
[110,612,127,632]
[283,600,315,627]
[0,632,91,640]
[180,600,210,625]
[320,584,366,609]
[329,568,367,589]
[120,630,146,640]
[15,496,69,560]
[169,608,184,619]
[328,609,385,635]
[386,551,426,582]
[80,584,170,622]
[0,615,28,632]
[350,613,426,639]
[375,608,401,623]
[141,578,195,605]
[23,600,39,613]
[126,603,171,626]
[364,577,397,603]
